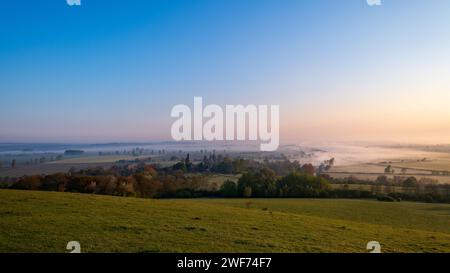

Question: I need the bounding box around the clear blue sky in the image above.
[1,0,450,143]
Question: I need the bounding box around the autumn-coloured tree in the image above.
[301,163,315,176]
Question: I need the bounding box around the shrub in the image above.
[425,195,435,203]
[243,186,252,198]
[377,195,396,202]
[220,180,238,197]
[12,175,42,190]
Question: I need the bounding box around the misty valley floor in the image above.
[1,189,450,253]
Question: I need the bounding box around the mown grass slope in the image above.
[1,189,450,253]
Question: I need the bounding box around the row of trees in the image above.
[4,156,342,199]
[172,153,313,176]
[220,168,331,198]
[9,170,211,199]
[4,155,450,203]
[9,167,365,200]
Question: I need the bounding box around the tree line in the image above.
[1,154,450,203]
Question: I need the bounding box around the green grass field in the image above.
[1,189,450,253]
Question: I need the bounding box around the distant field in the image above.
[387,158,450,173]
[328,156,450,184]
[1,190,450,253]
[48,155,154,164]
[0,156,181,177]
[0,163,117,177]
[330,163,429,175]
[0,154,142,177]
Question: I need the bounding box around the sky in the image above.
[0,0,450,144]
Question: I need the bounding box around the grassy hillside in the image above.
[1,189,450,253]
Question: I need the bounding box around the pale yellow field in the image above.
[387,158,450,173]
[320,145,450,184]
[206,174,241,187]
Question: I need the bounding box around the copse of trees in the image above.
[220,180,239,197]
[216,168,327,198]
[277,172,330,197]
[219,169,372,199]
[237,168,279,197]
[10,170,211,199]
